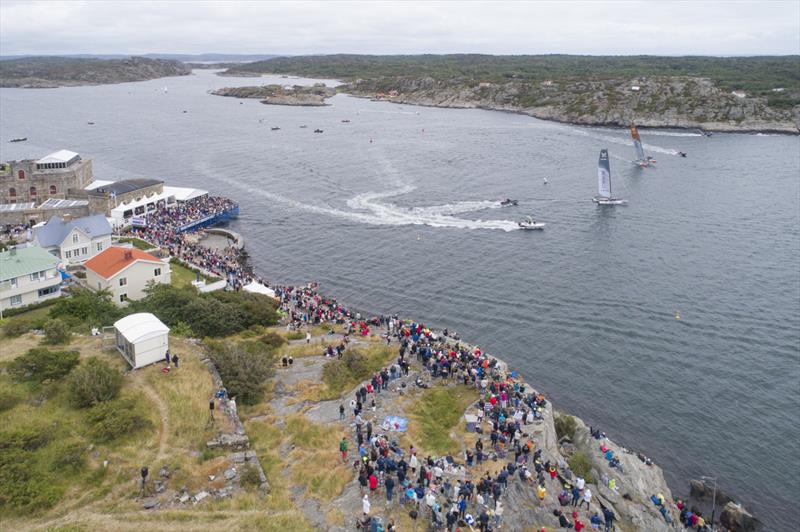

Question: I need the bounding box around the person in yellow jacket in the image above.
[536,483,546,504]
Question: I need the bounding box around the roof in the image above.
[84,246,163,279]
[37,150,79,164]
[88,178,163,197]
[163,185,208,202]
[34,214,112,248]
[0,202,35,212]
[0,246,61,281]
[243,281,277,298]
[39,198,90,210]
[84,180,115,191]
[114,313,169,344]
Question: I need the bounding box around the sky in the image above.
[1,0,798,57]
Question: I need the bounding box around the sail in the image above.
[631,124,646,161]
[598,149,612,198]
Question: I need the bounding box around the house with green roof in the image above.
[0,246,62,313]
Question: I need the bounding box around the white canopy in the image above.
[243,281,277,299]
[37,149,79,164]
[114,313,169,343]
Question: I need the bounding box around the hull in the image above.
[518,222,546,230]
[593,197,627,205]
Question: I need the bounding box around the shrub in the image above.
[285,331,304,341]
[49,440,86,472]
[0,296,59,319]
[72,270,86,279]
[67,358,122,408]
[3,319,33,338]
[207,340,275,405]
[7,348,80,383]
[568,451,595,484]
[0,426,63,513]
[42,318,71,345]
[259,331,287,350]
[49,288,122,327]
[0,389,23,412]
[86,398,151,442]
[240,464,262,490]
[170,321,193,338]
[554,413,577,441]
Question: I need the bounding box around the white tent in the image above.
[114,313,170,369]
[242,281,277,299]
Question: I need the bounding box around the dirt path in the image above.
[131,374,170,462]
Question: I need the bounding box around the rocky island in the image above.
[0,56,191,88]
[223,54,800,133]
[211,84,336,106]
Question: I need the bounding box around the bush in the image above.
[49,288,122,327]
[554,413,577,441]
[7,348,80,383]
[285,331,304,341]
[0,389,23,412]
[259,331,287,350]
[67,357,122,408]
[0,297,58,318]
[86,398,151,443]
[170,321,193,338]
[568,451,595,484]
[49,440,86,472]
[240,464,262,490]
[42,318,71,345]
[0,426,63,513]
[207,339,275,405]
[3,319,33,338]
[72,270,86,279]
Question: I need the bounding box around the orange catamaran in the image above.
[631,123,656,167]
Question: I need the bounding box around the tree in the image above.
[49,288,122,327]
[67,357,122,408]
[207,340,275,405]
[8,348,79,383]
[42,318,71,345]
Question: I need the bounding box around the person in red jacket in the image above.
[574,511,586,531]
[369,473,378,493]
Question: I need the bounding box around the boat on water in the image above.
[500,198,519,207]
[543,177,548,185]
[518,216,545,230]
[9,137,27,143]
[87,121,95,125]
[314,129,324,133]
[593,149,627,205]
[271,127,281,131]
[299,125,308,128]
[631,124,656,167]
[341,119,350,123]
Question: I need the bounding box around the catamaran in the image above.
[593,149,627,205]
[631,123,656,167]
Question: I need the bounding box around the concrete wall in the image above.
[0,204,90,227]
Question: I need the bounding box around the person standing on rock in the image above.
[340,437,348,462]
[385,474,395,503]
[306,331,311,344]
[537,483,546,505]
[362,493,371,516]
[580,487,592,509]
[340,403,346,420]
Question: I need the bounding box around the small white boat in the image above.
[518,216,546,230]
[593,149,628,205]
[543,177,548,185]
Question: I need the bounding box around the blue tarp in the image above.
[381,415,408,433]
[59,271,71,280]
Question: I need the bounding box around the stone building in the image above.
[83,178,165,216]
[1,150,93,204]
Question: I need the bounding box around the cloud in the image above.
[1,0,798,56]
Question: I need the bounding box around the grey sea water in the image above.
[2,70,798,530]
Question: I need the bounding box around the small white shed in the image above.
[114,313,170,369]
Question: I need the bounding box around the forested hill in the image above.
[0,56,191,88]
[225,54,800,110]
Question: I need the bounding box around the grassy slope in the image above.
[405,386,478,456]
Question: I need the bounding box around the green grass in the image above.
[169,260,218,288]
[407,386,477,456]
[117,237,155,251]
[316,344,395,400]
[0,305,52,338]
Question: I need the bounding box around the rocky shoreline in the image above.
[344,76,799,134]
[211,84,336,106]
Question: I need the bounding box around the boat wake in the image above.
[214,173,519,232]
[569,128,680,156]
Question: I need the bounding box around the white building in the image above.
[114,312,170,368]
[84,246,171,306]
[0,246,62,313]
[32,214,112,264]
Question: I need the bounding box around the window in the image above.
[17,169,25,180]
[38,286,59,297]
[8,187,16,199]
[154,268,161,277]
[29,186,36,198]
[119,277,127,287]
[119,293,128,303]
[10,294,22,306]
[72,233,79,243]
[50,185,57,195]
[96,242,103,251]
[29,271,41,281]
[10,277,17,287]
[81,247,88,255]
[65,250,72,259]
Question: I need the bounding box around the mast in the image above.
[631,123,646,162]
[598,149,612,198]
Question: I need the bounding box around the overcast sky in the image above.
[1,0,798,57]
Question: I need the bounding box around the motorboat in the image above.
[299,125,308,128]
[593,149,628,205]
[341,119,351,123]
[9,137,27,143]
[500,198,519,207]
[518,216,546,230]
[271,127,281,131]
[314,129,324,133]
[678,151,687,158]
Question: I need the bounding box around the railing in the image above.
[178,205,240,233]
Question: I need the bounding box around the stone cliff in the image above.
[347,76,800,133]
[211,84,336,106]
